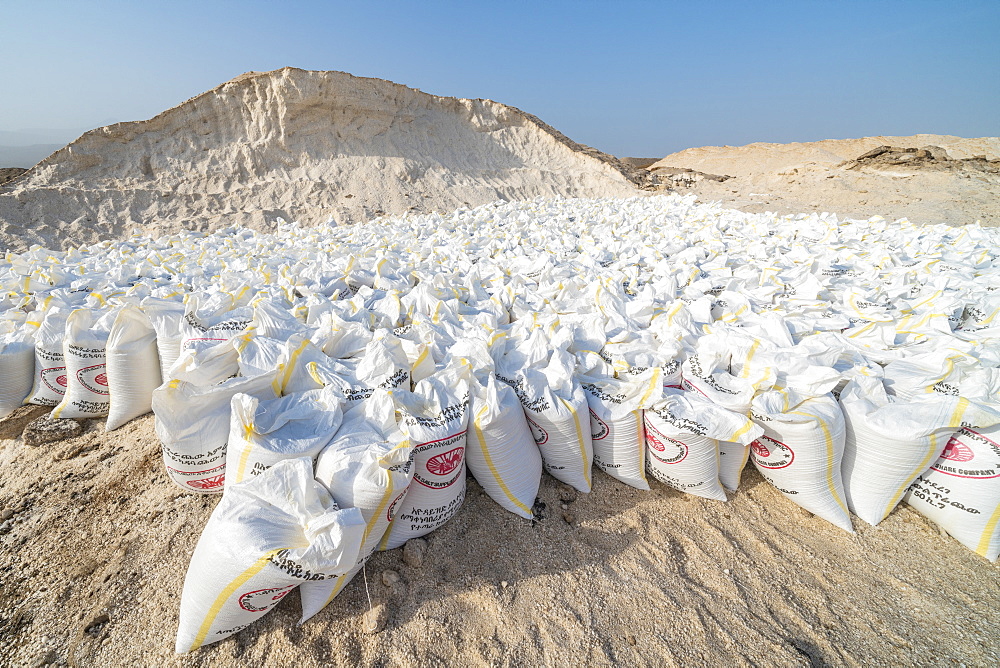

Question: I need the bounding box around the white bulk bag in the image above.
[840,375,1000,526]
[380,367,470,550]
[718,440,751,492]
[906,425,1000,561]
[153,365,278,493]
[580,368,662,490]
[178,299,253,355]
[300,391,414,622]
[499,348,593,493]
[52,308,117,419]
[750,390,853,532]
[0,333,36,419]
[644,388,761,501]
[141,297,186,378]
[27,307,70,407]
[224,388,343,489]
[175,458,365,653]
[466,372,542,520]
[105,305,162,430]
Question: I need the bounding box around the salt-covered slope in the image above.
[0,68,647,252]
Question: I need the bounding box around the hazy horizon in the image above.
[2,0,998,163]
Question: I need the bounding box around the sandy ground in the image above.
[2,409,998,667]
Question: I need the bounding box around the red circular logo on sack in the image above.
[750,436,794,469]
[387,490,408,521]
[526,416,548,445]
[590,409,609,441]
[644,418,688,464]
[931,428,1000,479]
[413,432,467,490]
[77,364,111,395]
[238,585,294,612]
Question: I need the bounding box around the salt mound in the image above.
[0,68,648,252]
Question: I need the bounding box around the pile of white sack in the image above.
[2,194,999,652]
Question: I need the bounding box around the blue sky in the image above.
[1,0,997,157]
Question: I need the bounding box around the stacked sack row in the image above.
[2,194,999,653]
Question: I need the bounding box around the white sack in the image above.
[580,368,662,490]
[27,307,70,406]
[906,425,1000,561]
[0,334,35,418]
[840,375,1000,526]
[644,388,761,501]
[300,391,414,622]
[750,390,853,532]
[175,458,365,653]
[52,308,117,419]
[224,388,343,489]
[381,367,470,549]
[105,305,162,430]
[153,366,277,493]
[466,372,542,520]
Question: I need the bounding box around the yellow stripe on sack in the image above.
[728,418,756,444]
[562,398,592,489]
[234,440,254,485]
[276,339,311,396]
[635,409,647,484]
[472,404,532,515]
[189,547,287,651]
[739,340,761,379]
[884,430,944,524]
[976,501,1000,557]
[791,410,849,516]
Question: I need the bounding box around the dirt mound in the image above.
[0,68,647,252]
[0,168,26,186]
[650,135,1000,179]
[648,135,1000,226]
[842,145,1000,175]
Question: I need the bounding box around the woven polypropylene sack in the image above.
[224,387,343,489]
[381,367,470,550]
[105,305,162,430]
[299,391,413,622]
[174,459,365,653]
[27,308,70,407]
[580,368,662,490]
[750,391,853,532]
[906,424,1000,561]
[466,373,542,520]
[840,375,1000,526]
[0,337,35,418]
[52,308,117,419]
[153,368,278,493]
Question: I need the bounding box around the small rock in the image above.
[0,508,13,521]
[562,511,575,524]
[0,405,49,440]
[362,604,387,634]
[627,635,637,646]
[0,520,11,535]
[381,570,400,587]
[501,581,508,588]
[31,649,56,667]
[402,538,427,568]
[84,613,110,636]
[723,569,730,575]
[23,416,83,447]
[556,484,578,503]
[560,504,568,510]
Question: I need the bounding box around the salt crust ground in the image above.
[1,408,998,667]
